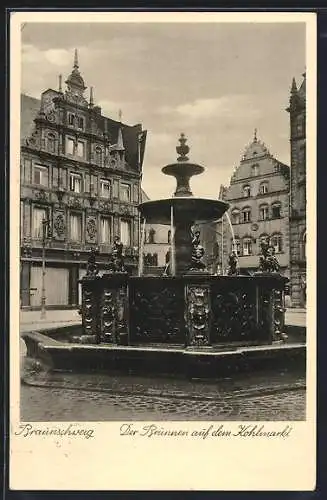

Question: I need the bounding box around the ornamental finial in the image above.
[74,48,79,69]
[176,133,190,162]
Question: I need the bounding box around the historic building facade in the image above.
[286,73,306,307]
[20,50,147,309]
[216,132,290,276]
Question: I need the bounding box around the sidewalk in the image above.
[20,309,81,333]
[19,307,306,332]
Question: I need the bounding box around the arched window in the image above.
[95,147,103,166]
[252,164,259,176]
[241,207,251,223]
[270,233,283,253]
[231,209,240,225]
[271,202,282,219]
[243,185,251,198]
[47,133,56,154]
[259,182,269,195]
[68,113,75,126]
[231,238,241,256]
[242,237,253,256]
[148,228,155,244]
[259,203,269,221]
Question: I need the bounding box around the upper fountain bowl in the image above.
[138,197,229,225]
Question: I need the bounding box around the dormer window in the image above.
[243,185,251,198]
[259,182,269,195]
[47,133,56,154]
[77,116,84,130]
[252,164,259,176]
[68,113,75,126]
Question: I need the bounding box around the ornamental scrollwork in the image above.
[34,189,48,202]
[54,213,65,237]
[86,218,97,240]
[187,285,210,346]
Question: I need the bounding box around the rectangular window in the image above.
[100,217,111,243]
[66,137,75,155]
[121,183,131,202]
[69,173,82,193]
[120,219,131,246]
[243,240,252,256]
[232,240,241,255]
[100,179,111,199]
[32,207,47,239]
[77,141,85,158]
[33,164,49,186]
[70,214,82,242]
[272,205,281,218]
[259,206,269,221]
[242,210,251,223]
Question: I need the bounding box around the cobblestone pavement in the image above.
[21,371,306,421]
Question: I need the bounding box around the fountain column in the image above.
[162,134,205,275]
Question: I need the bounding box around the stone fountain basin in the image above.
[138,197,229,224]
[21,329,306,378]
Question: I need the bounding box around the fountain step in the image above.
[21,330,305,379]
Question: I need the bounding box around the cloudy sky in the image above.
[21,21,305,199]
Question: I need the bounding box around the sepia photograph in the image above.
[8,10,317,491]
[17,17,310,424]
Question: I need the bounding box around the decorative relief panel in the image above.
[81,286,98,339]
[99,201,113,213]
[86,216,97,243]
[68,196,83,209]
[53,211,66,240]
[186,285,210,347]
[211,288,258,344]
[272,289,287,342]
[33,189,49,203]
[120,204,131,216]
[129,280,185,344]
[100,289,116,343]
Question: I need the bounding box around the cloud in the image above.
[98,99,146,125]
[158,95,261,121]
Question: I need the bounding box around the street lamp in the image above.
[40,217,52,319]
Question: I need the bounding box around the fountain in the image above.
[22,135,302,379]
[79,135,288,351]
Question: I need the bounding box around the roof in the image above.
[20,92,147,170]
[20,94,40,141]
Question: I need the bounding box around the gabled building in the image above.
[286,73,306,307]
[217,131,290,275]
[20,49,147,309]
